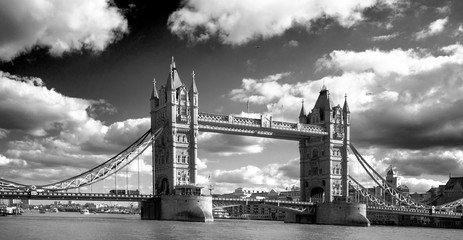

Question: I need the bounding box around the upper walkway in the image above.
[198,112,327,140]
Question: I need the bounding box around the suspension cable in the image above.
[350,144,427,209]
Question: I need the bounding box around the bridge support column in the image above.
[145,58,213,223]
[284,212,315,224]
[141,195,213,222]
[315,202,370,227]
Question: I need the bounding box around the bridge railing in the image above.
[367,205,463,217]
[212,197,315,206]
[0,191,154,199]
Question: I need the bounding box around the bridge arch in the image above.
[156,176,170,195]
[310,187,325,203]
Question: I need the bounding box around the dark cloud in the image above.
[278,158,299,179]
[385,148,462,177]
[353,98,463,150]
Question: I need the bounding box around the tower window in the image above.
[312,149,319,158]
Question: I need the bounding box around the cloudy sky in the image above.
[1,0,463,195]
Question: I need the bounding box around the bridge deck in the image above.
[0,191,153,202]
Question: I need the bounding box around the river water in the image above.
[0,212,461,240]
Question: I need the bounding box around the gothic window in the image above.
[182,155,186,163]
[177,155,181,163]
[180,106,187,115]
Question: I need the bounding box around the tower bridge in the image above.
[2,58,463,228]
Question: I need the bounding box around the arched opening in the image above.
[310,187,325,203]
[157,178,170,195]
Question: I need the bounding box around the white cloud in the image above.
[416,17,448,40]
[0,128,9,139]
[168,0,397,45]
[0,154,28,167]
[209,159,300,193]
[284,40,299,47]
[370,32,399,41]
[436,5,451,14]
[196,158,208,170]
[401,177,444,193]
[0,71,100,137]
[227,44,463,192]
[0,72,153,183]
[317,47,463,77]
[0,0,128,62]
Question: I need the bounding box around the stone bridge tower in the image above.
[299,85,350,203]
[150,57,198,195]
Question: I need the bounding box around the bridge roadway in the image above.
[0,191,154,202]
[2,191,462,219]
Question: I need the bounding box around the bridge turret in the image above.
[299,99,307,124]
[189,71,199,184]
[300,85,347,203]
[151,57,200,196]
[341,94,350,200]
[150,78,159,127]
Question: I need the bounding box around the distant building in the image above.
[221,204,286,221]
[364,166,409,206]
[219,187,268,199]
[410,192,428,203]
[267,189,279,200]
[436,177,463,205]
[278,186,300,201]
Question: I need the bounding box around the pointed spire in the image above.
[321,80,327,92]
[343,94,350,113]
[166,71,174,90]
[166,56,182,90]
[151,78,159,99]
[171,56,176,69]
[326,90,332,109]
[299,99,306,117]
[189,70,198,93]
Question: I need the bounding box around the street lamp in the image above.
[208,184,214,195]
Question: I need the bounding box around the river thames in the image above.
[0,212,461,240]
